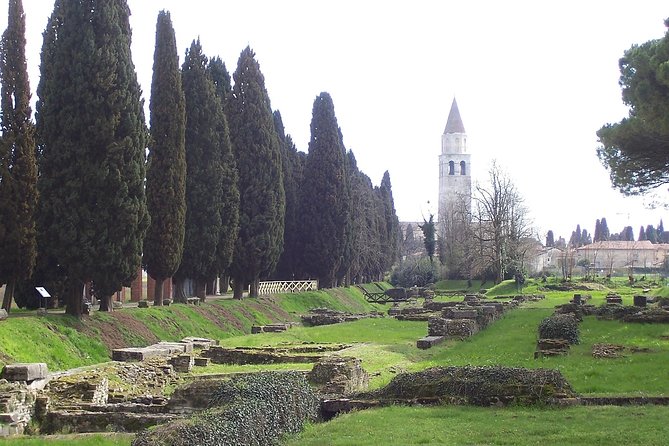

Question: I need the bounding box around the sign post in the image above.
[35,287,51,311]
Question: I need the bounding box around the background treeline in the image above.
[546,217,669,249]
[0,1,400,316]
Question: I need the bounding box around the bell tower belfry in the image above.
[438,98,471,233]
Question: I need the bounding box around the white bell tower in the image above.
[438,98,471,233]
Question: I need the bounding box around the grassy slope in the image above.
[0,287,383,371]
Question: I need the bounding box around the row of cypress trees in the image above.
[0,1,400,316]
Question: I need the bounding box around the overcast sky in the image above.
[3,1,669,243]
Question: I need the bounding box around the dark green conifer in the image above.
[0,0,38,313]
[143,10,186,306]
[174,39,228,300]
[227,47,285,299]
[378,171,401,272]
[208,56,231,109]
[299,93,349,288]
[206,55,239,292]
[273,110,305,280]
[36,0,149,315]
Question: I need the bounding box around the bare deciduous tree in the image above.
[470,161,534,284]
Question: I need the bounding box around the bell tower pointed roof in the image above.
[443,98,466,134]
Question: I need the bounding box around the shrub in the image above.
[538,314,580,344]
[390,258,438,288]
[132,371,318,446]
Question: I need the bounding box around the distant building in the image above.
[576,240,669,271]
[528,245,564,275]
[438,98,471,237]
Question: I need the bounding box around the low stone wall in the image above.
[42,409,177,434]
[301,308,384,326]
[428,317,479,339]
[201,346,324,365]
[367,366,575,406]
[251,323,292,334]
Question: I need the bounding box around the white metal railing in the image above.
[257,280,319,296]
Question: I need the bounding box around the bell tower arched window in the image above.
[460,161,466,175]
[449,161,455,175]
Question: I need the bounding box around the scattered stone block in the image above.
[251,323,291,334]
[1,363,48,382]
[193,357,210,367]
[157,341,193,354]
[112,347,173,362]
[138,301,149,308]
[606,294,623,304]
[308,356,369,395]
[168,354,194,373]
[0,309,7,321]
[186,297,200,305]
[633,295,647,307]
[112,301,123,309]
[592,343,625,358]
[534,338,570,358]
[416,336,445,349]
[181,337,217,349]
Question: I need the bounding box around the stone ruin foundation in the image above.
[301,308,384,326]
[416,294,539,349]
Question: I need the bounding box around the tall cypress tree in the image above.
[227,47,285,299]
[639,226,647,241]
[207,55,239,295]
[378,171,401,272]
[174,39,227,300]
[208,56,231,109]
[143,10,186,306]
[594,219,601,242]
[299,92,349,288]
[273,110,305,280]
[0,0,38,313]
[600,218,610,241]
[36,0,148,315]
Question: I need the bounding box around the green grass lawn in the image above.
[285,405,669,446]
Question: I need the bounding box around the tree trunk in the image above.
[65,280,83,317]
[172,277,187,304]
[233,278,245,300]
[153,278,164,306]
[2,280,15,313]
[196,280,206,300]
[99,294,113,312]
[249,279,259,298]
[220,274,229,293]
